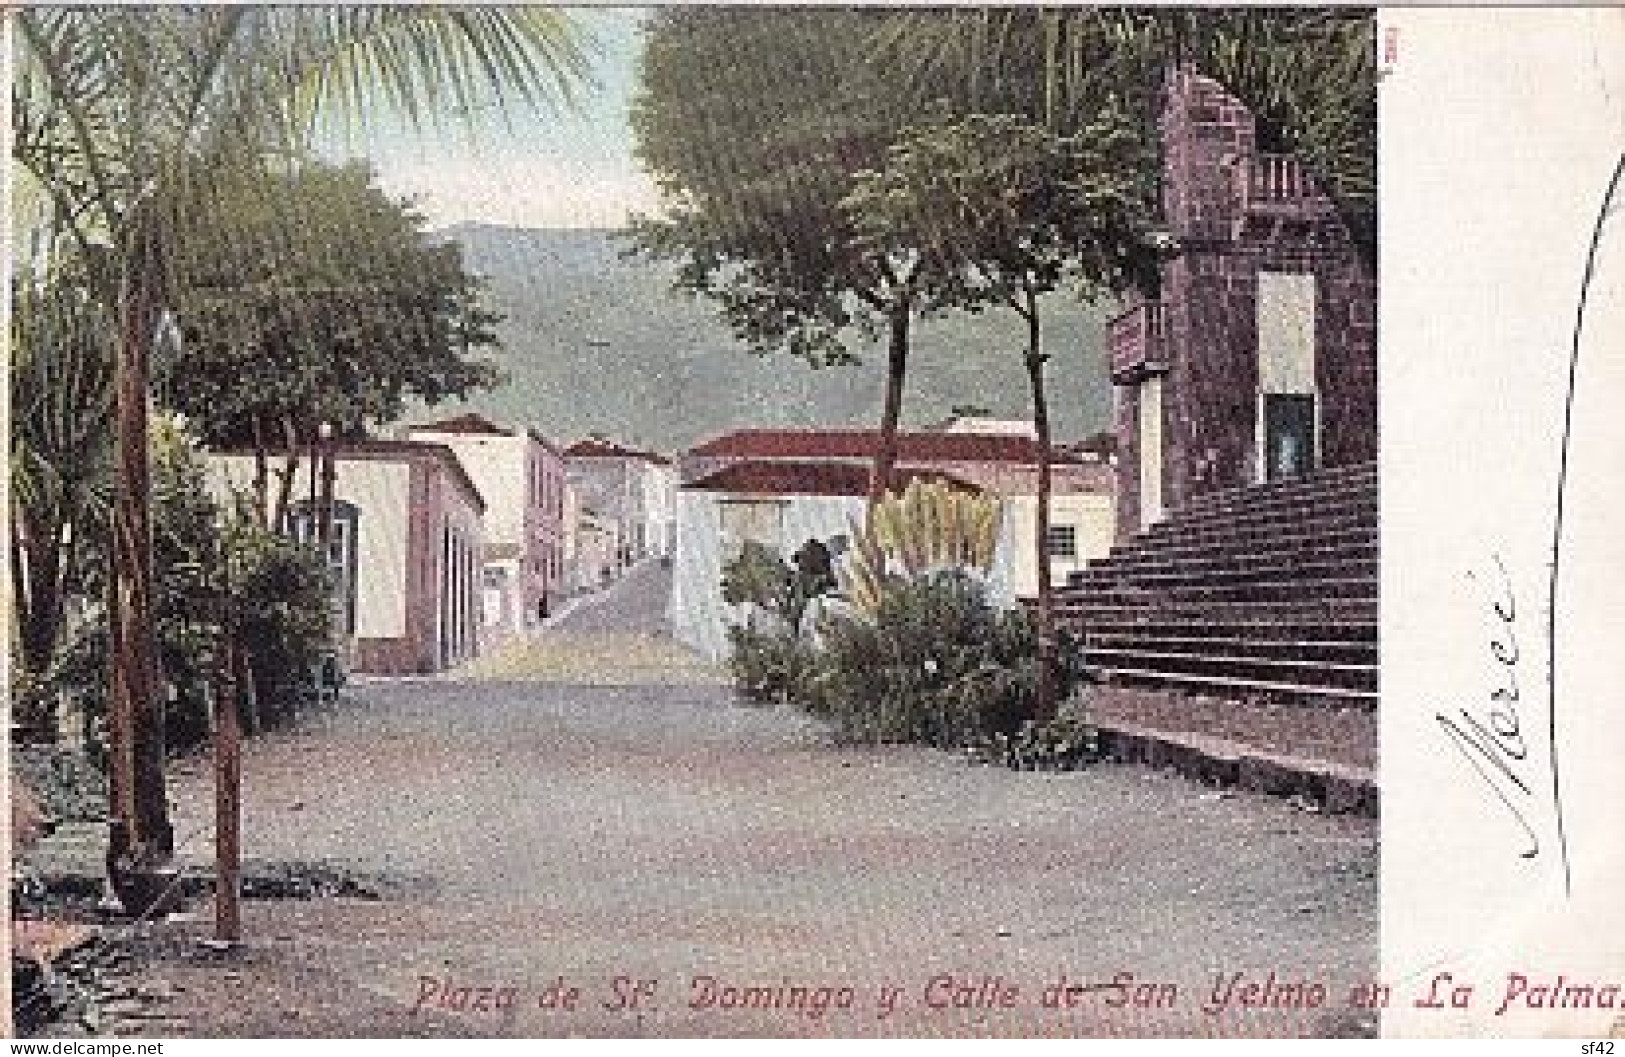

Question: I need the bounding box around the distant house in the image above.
[572,507,622,593]
[681,427,1116,597]
[405,413,567,637]
[207,440,485,675]
[563,436,677,568]
[672,460,1015,660]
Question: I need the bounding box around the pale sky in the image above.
[321,8,657,230]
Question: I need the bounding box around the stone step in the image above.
[1142,495,1375,541]
[1157,484,1371,530]
[1072,557,1377,591]
[1173,460,1375,505]
[1119,523,1376,562]
[1076,619,1376,643]
[1084,646,1377,692]
[1171,463,1377,520]
[1067,575,1374,607]
[1091,666,1379,709]
[1078,540,1378,575]
[1056,596,1378,623]
[1085,633,1376,664]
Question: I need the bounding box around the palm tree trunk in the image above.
[1022,293,1058,723]
[869,301,911,509]
[108,214,173,862]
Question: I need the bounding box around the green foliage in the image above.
[9,267,117,735]
[722,539,838,637]
[870,8,1377,265]
[845,111,1157,312]
[628,8,954,367]
[225,516,335,727]
[162,160,504,450]
[52,425,333,754]
[970,713,1103,772]
[814,572,1083,748]
[726,625,821,707]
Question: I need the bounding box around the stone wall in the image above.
[1111,67,1376,539]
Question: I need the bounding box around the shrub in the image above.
[970,712,1103,772]
[722,539,837,706]
[814,571,1082,748]
[50,427,333,756]
[726,624,820,706]
[226,516,334,727]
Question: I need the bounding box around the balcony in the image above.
[1233,154,1338,239]
[1108,301,1167,384]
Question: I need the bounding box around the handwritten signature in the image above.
[1435,554,1542,860]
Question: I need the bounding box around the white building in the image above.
[563,436,677,567]
[207,440,485,674]
[671,460,1020,661]
[404,413,568,639]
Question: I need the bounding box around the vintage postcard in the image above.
[3,3,1621,1042]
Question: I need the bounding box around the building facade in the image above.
[671,461,1020,660]
[563,437,677,568]
[406,413,567,634]
[681,427,1115,595]
[208,440,486,675]
[1107,67,1377,538]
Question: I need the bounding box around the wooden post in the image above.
[213,625,242,943]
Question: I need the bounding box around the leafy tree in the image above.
[629,8,956,505]
[12,6,591,870]
[162,159,503,532]
[10,262,116,738]
[872,7,1376,267]
[845,112,1155,721]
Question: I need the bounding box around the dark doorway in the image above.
[1263,393,1318,481]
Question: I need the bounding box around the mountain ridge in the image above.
[416,224,1117,454]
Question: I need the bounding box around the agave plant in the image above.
[839,478,1002,617]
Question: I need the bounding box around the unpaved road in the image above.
[134,565,1376,1038]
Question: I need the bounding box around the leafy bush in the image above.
[722,539,837,706]
[814,571,1083,748]
[50,425,333,756]
[226,516,334,727]
[970,712,1103,772]
[726,624,820,705]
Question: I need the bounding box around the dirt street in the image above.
[121,564,1377,1038]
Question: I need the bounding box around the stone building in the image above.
[1108,66,1376,538]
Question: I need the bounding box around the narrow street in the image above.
[142,565,1377,1038]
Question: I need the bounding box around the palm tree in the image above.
[12,6,593,874]
[871,8,1376,269]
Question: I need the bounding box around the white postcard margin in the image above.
[1379,6,1625,1039]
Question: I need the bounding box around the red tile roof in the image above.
[684,460,981,498]
[688,428,1086,465]
[564,436,668,463]
[410,412,512,437]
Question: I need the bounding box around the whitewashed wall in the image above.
[206,455,411,640]
[1004,493,1117,596]
[672,490,1026,661]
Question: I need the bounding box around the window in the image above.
[1045,524,1078,560]
[718,500,785,557]
[285,499,360,637]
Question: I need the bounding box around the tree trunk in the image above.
[317,435,337,549]
[1023,296,1058,724]
[250,416,270,528]
[212,625,242,943]
[108,214,173,865]
[272,417,299,531]
[868,301,911,511]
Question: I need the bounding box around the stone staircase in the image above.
[1056,462,1377,709]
